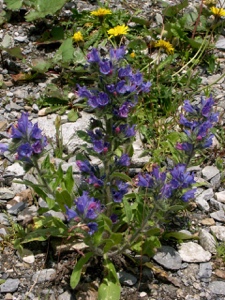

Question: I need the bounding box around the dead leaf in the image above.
[214,269,225,279]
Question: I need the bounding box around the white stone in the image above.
[199,229,217,254]
[215,191,225,203]
[178,242,211,262]
[210,226,225,242]
[202,166,219,181]
[6,162,25,177]
[18,249,35,264]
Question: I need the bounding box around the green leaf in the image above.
[77,130,89,142]
[103,233,122,253]
[70,252,93,289]
[163,231,199,241]
[73,48,86,64]
[98,260,121,300]
[31,58,52,73]
[128,39,147,51]
[163,0,188,17]
[7,47,23,59]
[111,172,132,183]
[55,190,73,212]
[25,0,67,21]
[122,198,132,223]
[46,197,56,210]
[53,38,74,64]
[4,0,23,10]
[68,110,79,122]
[64,167,74,194]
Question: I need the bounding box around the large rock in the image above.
[178,242,211,262]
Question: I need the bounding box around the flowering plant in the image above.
[0,47,218,299]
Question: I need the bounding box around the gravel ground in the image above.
[1,0,225,299]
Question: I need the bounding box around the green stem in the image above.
[33,159,54,197]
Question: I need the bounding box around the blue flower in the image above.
[109,46,125,60]
[87,48,101,63]
[65,206,78,221]
[76,191,101,220]
[181,189,196,202]
[87,222,98,235]
[0,143,8,153]
[99,60,113,75]
[112,181,129,202]
[17,143,33,160]
[76,160,92,173]
[170,164,195,189]
[116,154,131,166]
[118,66,132,78]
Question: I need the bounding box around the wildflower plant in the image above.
[0,45,219,299]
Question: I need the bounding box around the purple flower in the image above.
[76,160,92,173]
[130,71,143,85]
[99,60,113,75]
[202,134,214,148]
[196,121,212,140]
[17,143,33,160]
[87,174,104,187]
[31,140,44,154]
[109,47,125,60]
[117,154,131,166]
[110,214,118,223]
[0,143,8,153]
[176,142,193,153]
[181,189,196,202]
[97,92,109,107]
[92,140,109,153]
[170,164,195,189]
[65,205,78,221]
[201,96,214,117]
[87,222,98,235]
[161,183,173,199]
[11,113,32,139]
[140,81,151,93]
[77,84,92,98]
[137,173,154,188]
[124,125,136,137]
[88,96,99,108]
[118,102,131,118]
[87,48,101,63]
[116,80,127,94]
[118,66,132,78]
[112,181,129,202]
[106,84,115,93]
[183,100,197,114]
[76,191,101,220]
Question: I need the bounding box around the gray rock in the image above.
[0,187,15,200]
[198,262,212,282]
[0,213,9,225]
[195,197,209,211]
[118,271,137,286]
[198,188,214,200]
[9,100,23,111]
[199,229,217,254]
[6,162,25,177]
[208,281,225,295]
[210,210,225,222]
[210,173,221,189]
[44,210,65,221]
[17,205,38,221]
[0,227,7,236]
[13,89,28,99]
[32,269,56,283]
[178,242,211,262]
[7,201,26,215]
[215,36,225,50]
[153,245,182,270]
[0,278,20,293]
[215,191,225,203]
[58,291,75,300]
[210,226,225,241]
[202,166,219,181]
[14,36,27,42]
[209,198,225,211]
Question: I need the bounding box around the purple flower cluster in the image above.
[77,47,151,118]
[137,164,196,202]
[0,113,47,162]
[176,96,219,154]
[65,191,102,235]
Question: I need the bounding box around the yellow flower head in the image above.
[91,8,112,17]
[154,40,174,54]
[73,31,84,42]
[107,25,129,38]
[130,52,136,58]
[210,6,225,17]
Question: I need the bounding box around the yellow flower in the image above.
[210,6,225,17]
[107,25,129,38]
[91,8,112,17]
[130,52,136,58]
[154,40,174,54]
[72,31,84,42]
